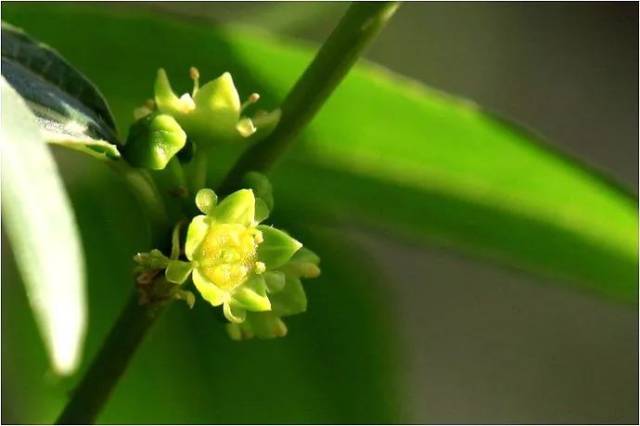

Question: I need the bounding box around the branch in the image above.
[218,1,399,194]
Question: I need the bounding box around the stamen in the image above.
[241,92,260,112]
[189,66,200,96]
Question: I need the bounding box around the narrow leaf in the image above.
[0,77,87,375]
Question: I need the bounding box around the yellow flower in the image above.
[152,68,279,147]
[167,188,302,323]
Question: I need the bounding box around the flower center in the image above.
[195,223,263,290]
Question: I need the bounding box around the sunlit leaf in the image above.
[0,77,87,375]
[1,22,120,159]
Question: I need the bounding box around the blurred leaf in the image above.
[1,22,120,159]
[3,5,636,302]
[1,150,401,423]
[0,77,86,375]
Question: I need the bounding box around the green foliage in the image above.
[1,2,637,424]
[1,160,400,422]
[3,4,635,303]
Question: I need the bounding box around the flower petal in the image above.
[232,275,271,312]
[225,312,287,340]
[254,197,270,223]
[192,268,226,306]
[279,247,321,279]
[271,276,307,317]
[194,72,240,120]
[264,271,286,293]
[214,189,255,226]
[154,69,185,115]
[185,215,209,261]
[165,260,193,285]
[256,225,302,269]
[195,188,217,215]
[242,171,274,211]
[223,300,247,323]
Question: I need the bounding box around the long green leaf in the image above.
[2,4,636,303]
[0,77,86,375]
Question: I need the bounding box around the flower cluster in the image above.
[135,174,320,340]
[123,67,279,170]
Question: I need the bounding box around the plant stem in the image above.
[218,1,399,194]
[109,160,169,241]
[54,3,398,423]
[190,145,210,193]
[56,292,168,425]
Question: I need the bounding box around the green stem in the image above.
[56,292,169,424]
[54,3,398,423]
[218,1,399,194]
[190,145,210,193]
[151,158,192,218]
[109,160,170,242]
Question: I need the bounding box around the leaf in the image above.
[0,76,87,375]
[2,5,636,303]
[0,22,120,159]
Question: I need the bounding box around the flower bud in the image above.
[123,112,186,170]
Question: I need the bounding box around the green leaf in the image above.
[0,76,86,375]
[1,22,120,159]
[2,4,635,302]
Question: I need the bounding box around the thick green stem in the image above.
[54,3,398,423]
[56,292,168,424]
[218,1,399,194]
[109,159,170,241]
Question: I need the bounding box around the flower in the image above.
[226,247,320,340]
[150,67,280,147]
[122,112,186,170]
[165,187,303,323]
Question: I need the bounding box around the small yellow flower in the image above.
[152,68,280,147]
[166,187,302,323]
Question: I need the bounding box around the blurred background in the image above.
[2,3,638,424]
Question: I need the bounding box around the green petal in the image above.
[195,72,240,112]
[249,312,288,339]
[223,300,247,323]
[133,249,170,269]
[226,322,245,341]
[192,268,226,306]
[185,215,209,261]
[195,188,217,215]
[165,260,193,285]
[254,197,270,223]
[271,276,307,317]
[264,271,286,293]
[154,68,183,115]
[225,312,287,340]
[256,225,302,269]
[214,189,255,226]
[280,247,321,278]
[232,275,271,312]
[242,171,274,211]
